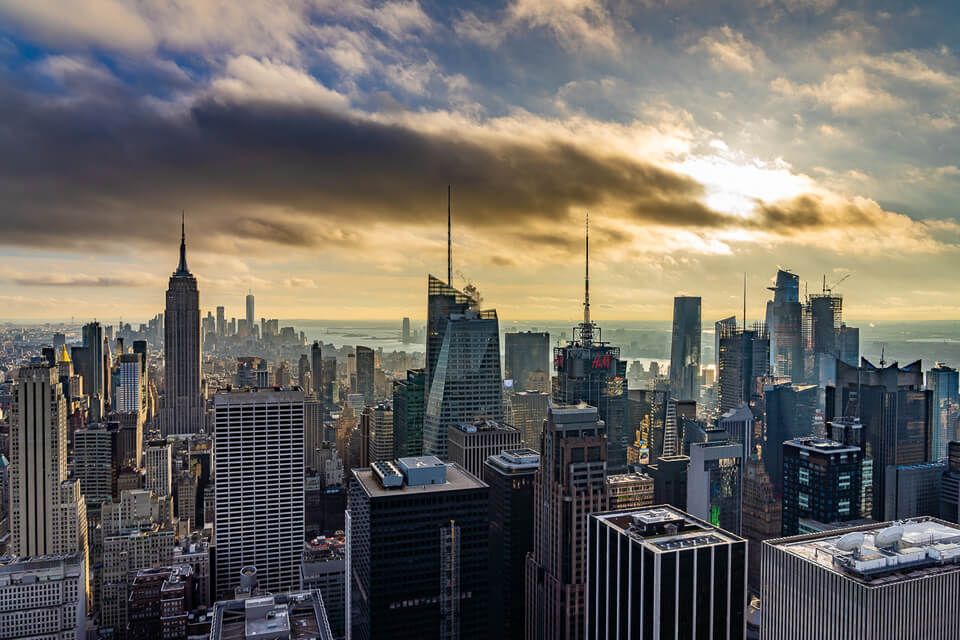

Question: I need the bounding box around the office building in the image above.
[161,220,204,435]
[838,323,859,366]
[827,358,933,521]
[347,456,489,640]
[586,507,747,639]
[504,331,551,393]
[216,306,225,336]
[606,471,654,510]
[402,316,412,343]
[929,362,959,461]
[423,304,503,459]
[669,296,701,402]
[782,437,862,536]
[127,564,194,639]
[484,449,538,640]
[245,291,255,332]
[173,539,213,607]
[762,382,818,494]
[301,533,346,639]
[355,346,375,406]
[765,269,804,381]
[425,275,475,400]
[235,356,269,388]
[361,402,394,464]
[717,322,770,414]
[715,316,737,370]
[392,368,425,458]
[687,440,743,533]
[210,590,334,640]
[763,517,960,639]
[9,363,89,575]
[214,388,305,598]
[145,438,173,497]
[509,389,550,449]
[448,419,522,479]
[0,554,87,640]
[648,454,689,511]
[942,441,960,523]
[81,320,106,407]
[310,341,323,397]
[718,402,754,459]
[525,404,608,640]
[740,458,782,592]
[884,461,946,520]
[115,352,143,414]
[73,423,118,508]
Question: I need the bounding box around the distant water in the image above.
[286,319,960,369]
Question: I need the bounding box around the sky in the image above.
[0,0,959,324]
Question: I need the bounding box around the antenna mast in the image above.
[584,212,590,326]
[742,272,747,328]
[447,185,452,286]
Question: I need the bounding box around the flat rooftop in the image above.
[607,472,653,486]
[770,517,960,586]
[594,506,743,553]
[353,462,486,498]
[785,437,860,454]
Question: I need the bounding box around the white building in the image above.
[0,554,87,640]
[214,388,305,599]
[115,353,143,414]
[145,439,172,497]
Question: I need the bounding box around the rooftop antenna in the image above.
[742,272,747,328]
[447,185,452,286]
[177,211,189,274]
[880,344,886,368]
[584,212,590,326]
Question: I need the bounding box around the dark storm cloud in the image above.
[0,73,732,254]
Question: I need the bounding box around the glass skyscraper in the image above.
[669,295,701,402]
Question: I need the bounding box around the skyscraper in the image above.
[668,295,701,402]
[392,368,425,458]
[115,352,142,414]
[214,388,305,598]
[504,331,551,393]
[145,439,173,498]
[484,449,539,640]
[73,423,118,509]
[762,382,818,495]
[928,362,959,461]
[763,517,960,639]
[717,321,770,414]
[827,358,933,521]
[355,345,375,406]
[525,404,608,640]
[347,456,489,640]
[216,305,225,336]
[765,268,804,381]
[362,402,393,463]
[161,218,203,436]
[509,389,550,448]
[245,290,255,332]
[781,437,862,535]
[586,507,747,640]
[425,275,475,400]
[422,303,503,459]
[311,340,323,397]
[447,419,522,479]
[686,439,743,533]
[401,316,411,343]
[80,320,105,406]
[552,221,628,471]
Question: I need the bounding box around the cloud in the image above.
[689,27,767,74]
[0,0,155,51]
[283,277,318,288]
[453,11,506,48]
[507,0,620,53]
[771,67,903,113]
[8,273,159,288]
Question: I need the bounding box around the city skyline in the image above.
[0,2,959,321]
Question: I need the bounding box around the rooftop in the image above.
[486,448,540,473]
[210,591,332,640]
[354,460,486,498]
[785,437,860,455]
[607,472,654,486]
[451,418,517,434]
[769,517,960,586]
[593,506,743,554]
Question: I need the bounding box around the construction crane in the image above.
[822,273,851,295]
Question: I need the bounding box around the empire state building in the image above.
[161,217,204,435]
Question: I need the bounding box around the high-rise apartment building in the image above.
[423,305,503,459]
[161,220,204,435]
[525,404,608,640]
[763,517,960,639]
[827,358,933,521]
[504,331,551,393]
[0,554,87,640]
[348,456,489,640]
[356,345,375,406]
[586,507,747,640]
[392,368,425,458]
[928,362,959,461]
[73,423,118,508]
[509,389,550,448]
[115,352,143,414]
[782,437,862,536]
[214,388,305,598]
[484,449,539,640]
[687,440,743,534]
[448,419,522,479]
[669,296,701,402]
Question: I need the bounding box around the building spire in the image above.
[177,211,189,275]
[584,212,590,325]
[447,185,452,286]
